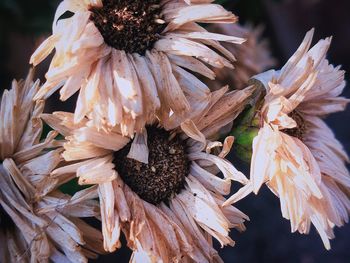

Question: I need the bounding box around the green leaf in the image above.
[59,178,91,196]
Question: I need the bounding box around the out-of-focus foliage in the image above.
[0,0,59,34]
[217,0,282,24]
[215,0,231,5]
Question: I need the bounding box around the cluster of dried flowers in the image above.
[0,0,348,262]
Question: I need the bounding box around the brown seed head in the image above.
[113,126,189,205]
[282,110,307,140]
[90,0,166,54]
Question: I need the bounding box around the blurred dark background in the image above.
[0,0,349,262]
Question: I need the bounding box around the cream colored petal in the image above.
[153,51,191,116]
[164,4,237,31]
[77,156,117,185]
[13,131,61,164]
[130,240,155,263]
[105,64,123,127]
[30,34,60,66]
[195,86,254,138]
[169,198,216,260]
[172,64,210,101]
[74,126,130,151]
[46,212,85,245]
[278,28,314,84]
[143,201,182,259]
[127,129,149,164]
[63,139,111,161]
[176,191,233,249]
[155,36,232,69]
[223,183,254,206]
[219,136,234,158]
[130,54,161,110]
[41,112,76,137]
[16,99,44,152]
[46,222,87,263]
[188,152,248,184]
[168,54,215,79]
[71,22,104,53]
[111,178,130,222]
[2,158,36,201]
[181,120,206,148]
[250,125,276,193]
[59,65,90,101]
[190,161,231,195]
[98,182,121,252]
[170,31,245,44]
[159,203,206,262]
[111,49,142,118]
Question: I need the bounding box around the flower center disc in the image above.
[282,110,306,140]
[89,0,165,54]
[113,127,189,205]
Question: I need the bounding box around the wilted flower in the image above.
[43,86,253,262]
[226,29,350,249]
[207,23,276,90]
[0,70,103,262]
[30,0,244,136]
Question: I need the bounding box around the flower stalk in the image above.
[229,80,265,163]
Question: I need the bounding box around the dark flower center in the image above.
[113,126,189,205]
[282,110,306,140]
[89,0,166,55]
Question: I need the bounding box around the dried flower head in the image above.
[30,0,244,136]
[207,23,276,90]
[43,86,254,261]
[0,70,104,262]
[226,29,350,249]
